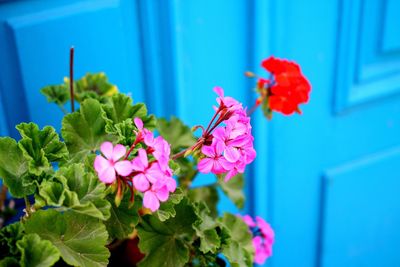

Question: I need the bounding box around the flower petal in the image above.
[165,177,176,192]
[213,86,224,97]
[197,158,213,173]
[215,141,225,155]
[241,215,256,227]
[131,157,144,171]
[133,173,150,192]
[99,166,116,184]
[212,127,227,143]
[224,168,237,182]
[219,158,234,171]
[224,146,241,163]
[94,155,110,174]
[155,185,169,202]
[143,191,160,212]
[112,144,126,161]
[201,145,215,157]
[146,164,164,184]
[138,149,148,168]
[134,117,143,130]
[114,160,133,176]
[100,141,113,159]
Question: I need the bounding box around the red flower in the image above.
[260,56,311,115]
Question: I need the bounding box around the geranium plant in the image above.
[0,50,310,267]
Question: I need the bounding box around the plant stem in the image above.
[69,47,75,112]
[124,143,136,160]
[58,104,68,115]
[189,182,217,189]
[204,108,221,135]
[171,138,204,160]
[0,185,7,211]
[24,196,31,216]
[246,102,260,116]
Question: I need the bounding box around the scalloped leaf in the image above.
[0,137,33,198]
[154,187,184,221]
[157,117,196,152]
[71,72,118,103]
[105,193,140,240]
[0,257,19,267]
[16,233,60,267]
[40,84,70,106]
[0,222,24,258]
[218,213,254,266]
[188,185,219,218]
[193,203,221,254]
[103,93,156,137]
[61,98,112,162]
[218,174,245,209]
[102,94,146,124]
[25,210,110,267]
[137,200,198,267]
[36,163,111,220]
[16,123,68,175]
[105,119,136,146]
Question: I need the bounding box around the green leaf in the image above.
[188,185,219,218]
[154,187,185,221]
[137,199,198,267]
[105,119,136,146]
[105,193,140,240]
[40,85,70,106]
[102,94,146,124]
[218,174,245,209]
[25,209,110,267]
[16,233,60,267]
[61,98,111,162]
[16,123,68,175]
[218,213,254,266]
[157,117,196,152]
[37,163,111,220]
[103,93,157,142]
[0,137,33,198]
[0,222,25,258]
[193,203,221,254]
[71,73,118,103]
[0,257,19,267]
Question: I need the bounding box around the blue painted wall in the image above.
[1,0,400,266]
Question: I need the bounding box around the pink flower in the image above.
[143,180,170,212]
[134,117,154,145]
[197,141,234,174]
[256,216,275,245]
[214,86,242,111]
[197,88,256,181]
[94,141,133,184]
[129,120,176,212]
[131,149,164,192]
[148,136,171,170]
[238,214,275,265]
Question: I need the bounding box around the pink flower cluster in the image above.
[94,118,176,212]
[240,215,275,265]
[198,87,256,181]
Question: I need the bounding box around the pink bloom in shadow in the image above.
[238,214,275,265]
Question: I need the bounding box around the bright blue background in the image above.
[1,0,400,266]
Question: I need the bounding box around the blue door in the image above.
[1,1,400,267]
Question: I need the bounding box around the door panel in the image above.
[268,0,400,266]
[0,0,144,137]
[1,1,400,267]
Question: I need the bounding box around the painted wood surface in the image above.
[1,0,400,266]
